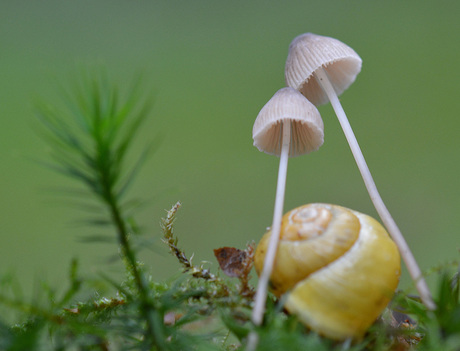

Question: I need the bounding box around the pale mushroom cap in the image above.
[285,33,362,106]
[252,87,324,157]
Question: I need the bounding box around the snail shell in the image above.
[254,203,401,340]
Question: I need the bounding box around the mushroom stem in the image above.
[248,119,291,348]
[313,66,436,311]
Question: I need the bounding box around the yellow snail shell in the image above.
[254,203,401,340]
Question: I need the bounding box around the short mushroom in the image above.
[250,87,324,332]
[285,32,435,310]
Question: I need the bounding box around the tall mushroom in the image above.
[285,32,435,310]
[249,87,324,347]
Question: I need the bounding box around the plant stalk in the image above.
[102,175,166,349]
[313,67,436,310]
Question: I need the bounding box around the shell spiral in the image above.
[254,203,401,340]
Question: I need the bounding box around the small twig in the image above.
[161,202,228,290]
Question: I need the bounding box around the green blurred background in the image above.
[1,1,459,295]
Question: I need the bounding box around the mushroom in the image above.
[250,87,324,330]
[285,32,435,310]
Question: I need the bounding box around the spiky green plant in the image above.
[34,71,168,348]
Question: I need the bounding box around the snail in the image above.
[254,203,401,340]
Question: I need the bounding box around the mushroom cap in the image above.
[285,33,362,106]
[252,87,324,157]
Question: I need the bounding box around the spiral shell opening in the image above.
[283,206,331,240]
[256,204,361,296]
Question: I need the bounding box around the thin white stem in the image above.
[247,119,291,351]
[314,67,436,311]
